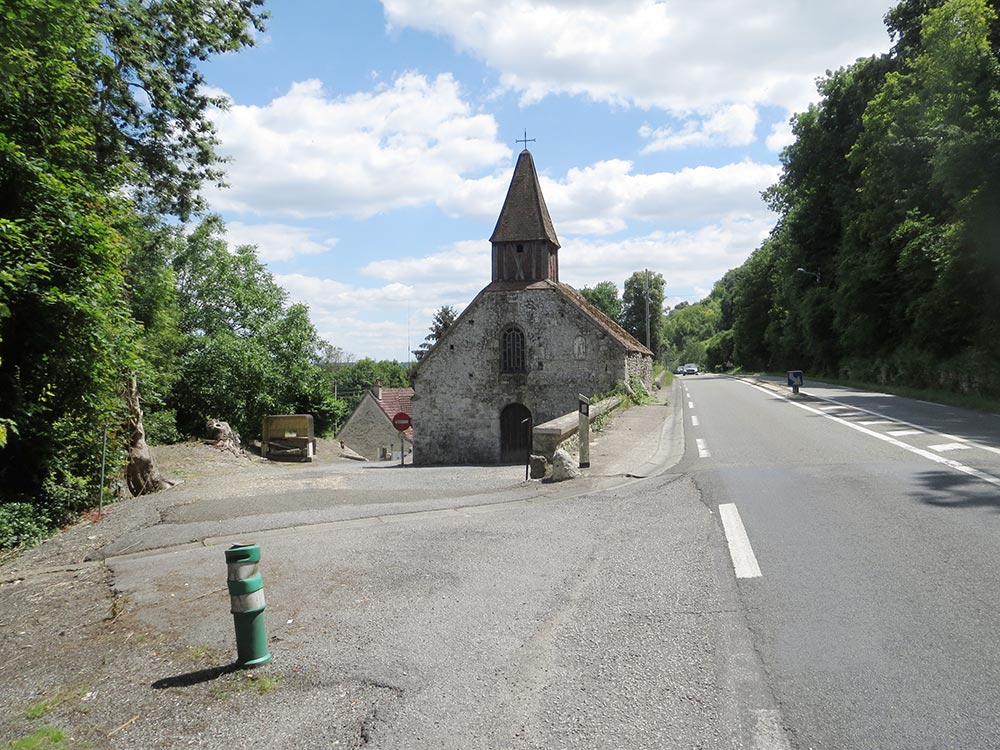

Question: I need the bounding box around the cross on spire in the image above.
[515,129,536,150]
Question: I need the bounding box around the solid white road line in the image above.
[719,503,762,578]
[887,429,923,437]
[697,438,711,458]
[742,381,1000,490]
[691,415,700,427]
[930,443,973,452]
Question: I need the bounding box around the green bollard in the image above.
[225,543,272,667]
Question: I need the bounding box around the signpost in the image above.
[578,394,591,469]
[392,412,411,466]
[787,370,804,395]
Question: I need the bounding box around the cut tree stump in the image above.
[205,419,243,456]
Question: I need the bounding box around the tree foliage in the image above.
[0,0,284,539]
[168,216,347,438]
[419,305,458,353]
[667,0,1000,396]
[620,271,666,360]
[580,281,623,322]
[331,359,410,412]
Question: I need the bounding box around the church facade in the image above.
[411,149,652,466]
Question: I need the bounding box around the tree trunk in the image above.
[125,372,175,496]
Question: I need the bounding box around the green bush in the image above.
[144,408,184,445]
[39,468,91,527]
[0,502,49,549]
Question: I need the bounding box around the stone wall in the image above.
[625,352,654,390]
[413,285,648,465]
[336,396,412,461]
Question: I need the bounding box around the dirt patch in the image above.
[151,437,354,482]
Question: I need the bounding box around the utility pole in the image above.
[644,268,651,349]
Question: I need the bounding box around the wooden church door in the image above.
[500,403,531,464]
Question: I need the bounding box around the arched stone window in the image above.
[501,326,526,373]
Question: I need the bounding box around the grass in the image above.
[24,686,87,720]
[6,727,68,749]
[245,674,281,695]
[210,671,281,700]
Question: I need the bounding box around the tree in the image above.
[620,271,666,361]
[419,305,458,354]
[580,281,623,321]
[1,0,266,531]
[331,359,410,411]
[661,300,721,368]
[169,216,346,438]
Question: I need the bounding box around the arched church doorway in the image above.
[500,403,532,464]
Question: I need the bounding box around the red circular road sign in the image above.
[392,412,412,432]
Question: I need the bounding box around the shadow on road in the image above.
[912,470,1000,512]
[152,662,242,689]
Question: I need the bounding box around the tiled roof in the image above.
[374,387,415,441]
[489,150,560,247]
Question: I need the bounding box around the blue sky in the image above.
[199,0,897,362]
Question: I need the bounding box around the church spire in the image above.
[490,149,560,283]
[490,149,560,247]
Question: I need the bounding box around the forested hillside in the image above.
[664,0,1000,397]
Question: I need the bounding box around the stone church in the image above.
[411,148,652,465]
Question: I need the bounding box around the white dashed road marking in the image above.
[888,429,923,437]
[696,438,711,458]
[742,381,1000,490]
[691,415,700,427]
[930,443,973,452]
[719,503,762,578]
[860,420,893,426]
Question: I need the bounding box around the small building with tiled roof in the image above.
[411,148,652,466]
[335,382,414,461]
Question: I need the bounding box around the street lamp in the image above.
[796,267,820,283]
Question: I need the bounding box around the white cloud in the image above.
[543,159,780,235]
[559,215,775,297]
[224,221,337,262]
[279,211,774,361]
[766,117,796,153]
[206,73,510,218]
[380,1,894,114]
[640,104,759,152]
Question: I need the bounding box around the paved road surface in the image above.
[680,374,1000,749]
[104,382,788,749]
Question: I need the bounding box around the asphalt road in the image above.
[18,376,1000,748]
[109,467,780,748]
[679,374,1000,749]
[100,386,799,749]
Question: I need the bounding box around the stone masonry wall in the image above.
[336,396,412,461]
[413,286,649,465]
[625,352,653,391]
